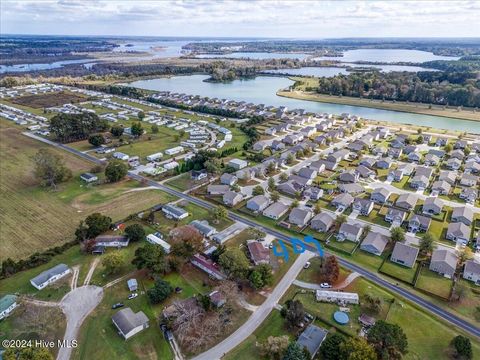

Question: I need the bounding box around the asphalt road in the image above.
[25,132,480,340]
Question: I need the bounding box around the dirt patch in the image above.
[11,91,89,109]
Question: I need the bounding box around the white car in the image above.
[128,293,138,300]
[303,262,311,269]
[320,283,332,288]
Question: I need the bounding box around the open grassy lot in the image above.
[0,119,176,260]
[351,248,386,272]
[72,281,173,360]
[0,304,67,357]
[415,266,453,299]
[379,259,418,284]
[164,172,211,192]
[297,256,351,285]
[10,91,89,109]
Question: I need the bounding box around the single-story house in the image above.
[207,184,230,195]
[223,191,243,207]
[429,249,457,279]
[463,260,480,285]
[95,235,130,248]
[80,172,98,183]
[228,158,248,170]
[112,307,149,340]
[127,278,138,292]
[337,223,363,242]
[146,233,171,254]
[246,195,270,212]
[446,158,462,170]
[191,169,208,180]
[209,290,226,308]
[220,173,238,186]
[190,220,217,238]
[315,290,359,304]
[360,232,389,256]
[247,241,270,265]
[162,204,189,220]
[0,295,18,320]
[263,202,289,220]
[390,242,419,268]
[338,183,365,195]
[191,254,226,280]
[310,212,335,232]
[289,207,313,227]
[297,325,328,358]
[30,264,71,290]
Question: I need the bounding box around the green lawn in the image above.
[415,266,453,299]
[164,172,209,192]
[351,248,386,272]
[379,260,419,285]
[327,238,359,254]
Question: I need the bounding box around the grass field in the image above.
[0,119,177,260]
[415,266,453,299]
[379,260,418,284]
[11,91,88,109]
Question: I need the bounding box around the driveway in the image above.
[57,286,104,360]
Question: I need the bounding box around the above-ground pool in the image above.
[334,311,350,325]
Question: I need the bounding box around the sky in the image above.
[1,0,480,38]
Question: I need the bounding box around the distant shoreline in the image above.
[277,90,480,123]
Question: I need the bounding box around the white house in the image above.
[146,234,171,254]
[315,290,359,305]
[112,307,149,340]
[30,264,71,290]
[0,295,18,320]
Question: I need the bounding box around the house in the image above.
[0,295,17,320]
[436,137,448,146]
[424,153,440,166]
[388,169,404,182]
[223,191,243,207]
[220,173,238,186]
[209,290,226,308]
[253,141,269,152]
[360,232,389,256]
[270,140,285,152]
[339,170,359,183]
[395,193,418,210]
[228,158,248,170]
[162,204,189,220]
[422,197,444,216]
[331,193,354,210]
[30,264,71,290]
[460,173,478,187]
[455,140,468,149]
[165,146,184,156]
[246,195,270,212]
[429,249,457,279]
[327,149,349,163]
[207,184,230,195]
[315,290,359,304]
[403,145,417,155]
[112,307,149,340]
[309,160,326,173]
[463,260,480,285]
[191,254,226,280]
[460,188,478,203]
[277,180,303,196]
[371,188,391,204]
[451,206,474,226]
[191,169,207,181]
[265,127,277,135]
[397,163,415,176]
[337,223,363,242]
[303,186,324,201]
[113,152,129,161]
[146,233,171,254]
[263,202,289,220]
[297,325,328,358]
[408,152,422,163]
[410,175,429,189]
[408,214,431,232]
[95,235,129,248]
[465,160,480,174]
[289,207,313,227]
[446,222,470,245]
[446,158,462,170]
[438,170,457,185]
[247,241,270,265]
[352,198,374,216]
[298,168,318,180]
[376,158,394,169]
[358,313,376,328]
[359,157,376,169]
[385,208,406,226]
[190,220,217,238]
[80,172,98,183]
[450,149,465,160]
[388,147,403,159]
[390,242,419,268]
[127,279,138,292]
[431,180,451,195]
[356,165,375,178]
[338,183,365,195]
[310,212,335,232]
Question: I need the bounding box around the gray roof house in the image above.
[207,184,230,195]
[162,204,189,220]
[460,173,479,187]
[395,193,418,210]
[424,153,440,166]
[338,183,365,195]
[278,180,303,196]
[388,169,404,182]
[223,191,243,207]
[376,158,393,169]
[220,173,238,186]
[289,207,313,227]
[360,232,389,256]
[298,168,318,180]
[352,198,374,216]
[30,264,71,290]
[310,212,335,232]
[410,175,430,189]
[446,157,462,170]
[331,193,354,210]
[451,206,474,226]
[246,195,270,212]
[463,260,480,285]
[460,188,478,203]
[127,279,138,292]
[446,222,471,245]
[390,242,419,268]
[408,214,431,232]
[430,249,457,279]
[385,208,407,226]
[337,223,363,242]
[431,180,451,195]
[263,201,289,220]
[190,220,217,238]
[356,165,375,178]
[371,188,391,204]
[303,186,324,201]
[297,324,328,358]
[422,197,444,216]
[339,170,359,183]
[438,170,457,185]
[112,307,149,340]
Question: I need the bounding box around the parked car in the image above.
[303,261,311,269]
[112,303,124,309]
[320,283,332,288]
[128,293,138,300]
[269,243,274,249]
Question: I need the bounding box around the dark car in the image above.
[112,303,124,309]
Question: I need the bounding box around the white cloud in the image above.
[1,0,479,37]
